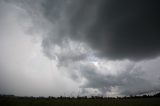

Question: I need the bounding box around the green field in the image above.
[0,97,160,106]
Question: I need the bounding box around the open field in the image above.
[0,97,160,106]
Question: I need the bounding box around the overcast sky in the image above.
[0,0,160,97]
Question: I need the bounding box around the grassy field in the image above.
[0,97,160,106]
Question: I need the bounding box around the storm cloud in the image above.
[0,0,160,97]
[79,59,160,96]
[39,0,160,60]
[34,0,160,95]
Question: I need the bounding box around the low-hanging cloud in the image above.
[1,0,160,97]
[15,0,160,61]
[75,58,160,96]
[19,0,160,95]
[38,0,160,60]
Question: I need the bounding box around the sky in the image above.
[0,0,160,97]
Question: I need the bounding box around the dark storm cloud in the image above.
[36,0,160,95]
[1,0,160,97]
[86,0,160,60]
[41,0,160,60]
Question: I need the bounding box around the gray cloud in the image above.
[36,0,160,61]
[1,0,160,97]
[27,0,160,96]
[0,1,79,97]
[78,58,160,96]
[15,0,160,60]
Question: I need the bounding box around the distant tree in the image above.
[153,92,160,97]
